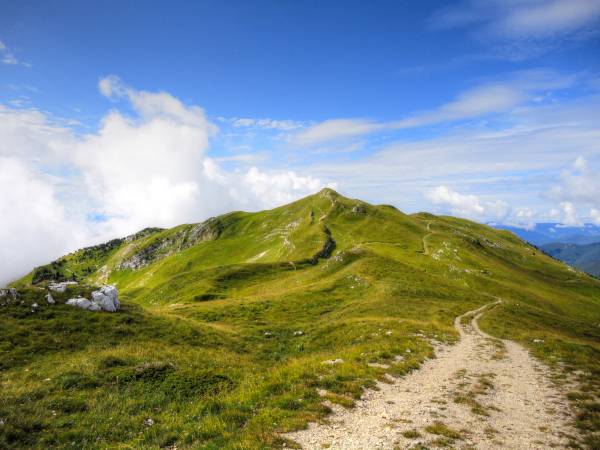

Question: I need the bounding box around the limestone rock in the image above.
[46,293,55,305]
[66,297,92,310]
[90,285,120,312]
[0,288,18,299]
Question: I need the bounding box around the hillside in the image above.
[2,188,600,449]
[542,242,600,278]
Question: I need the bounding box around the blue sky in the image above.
[1,0,600,283]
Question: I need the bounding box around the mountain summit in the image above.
[3,190,600,449]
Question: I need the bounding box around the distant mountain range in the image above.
[495,223,600,246]
[539,242,600,278]
[494,223,600,278]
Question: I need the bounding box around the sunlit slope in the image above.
[3,189,600,449]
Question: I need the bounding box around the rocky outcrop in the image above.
[118,218,223,270]
[48,281,78,293]
[0,288,18,306]
[0,288,18,299]
[351,203,367,214]
[66,285,119,312]
[90,285,120,312]
[66,297,93,310]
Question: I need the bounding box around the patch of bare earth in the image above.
[285,302,579,449]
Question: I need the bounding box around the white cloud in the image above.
[560,202,581,226]
[0,39,30,67]
[425,185,510,222]
[431,0,600,37]
[423,185,587,229]
[509,207,537,231]
[548,156,600,207]
[290,70,574,146]
[430,0,600,59]
[241,167,334,206]
[395,84,525,128]
[305,93,600,215]
[0,157,88,286]
[549,202,583,226]
[229,117,305,131]
[98,75,127,99]
[591,208,600,225]
[0,78,331,285]
[492,0,600,38]
[292,119,384,146]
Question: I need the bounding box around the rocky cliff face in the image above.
[118,218,223,270]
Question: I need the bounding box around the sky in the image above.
[1,0,600,285]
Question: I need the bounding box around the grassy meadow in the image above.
[1,189,599,449]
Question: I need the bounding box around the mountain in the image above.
[2,189,600,449]
[541,242,600,278]
[495,223,600,246]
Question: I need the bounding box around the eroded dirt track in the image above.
[285,302,578,449]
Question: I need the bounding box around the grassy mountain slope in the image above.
[2,188,600,449]
[542,242,600,278]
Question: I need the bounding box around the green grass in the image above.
[424,421,463,439]
[2,188,600,449]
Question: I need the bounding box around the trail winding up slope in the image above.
[286,302,578,449]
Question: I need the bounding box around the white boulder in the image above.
[65,286,120,312]
[91,285,120,312]
[66,297,93,310]
[46,293,55,305]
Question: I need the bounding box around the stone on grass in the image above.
[321,358,344,365]
[90,285,120,312]
[66,297,93,310]
[65,286,120,312]
[46,293,55,304]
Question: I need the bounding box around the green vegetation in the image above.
[425,421,462,439]
[2,188,600,449]
[402,429,422,439]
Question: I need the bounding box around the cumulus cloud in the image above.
[425,185,510,222]
[0,77,330,285]
[549,202,583,226]
[423,185,584,230]
[508,207,537,231]
[548,156,600,207]
[0,157,88,286]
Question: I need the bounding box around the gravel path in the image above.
[285,302,578,449]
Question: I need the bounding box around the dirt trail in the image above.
[285,302,577,449]
[422,221,434,255]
